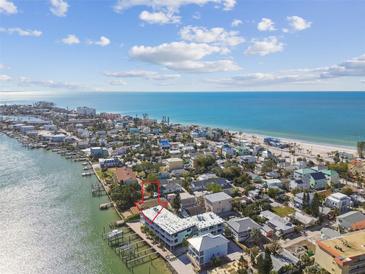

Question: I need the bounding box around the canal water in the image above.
[0,134,170,274]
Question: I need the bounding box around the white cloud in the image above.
[192,12,201,20]
[18,77,85,90]
[0,74,11,81]
[0,27,42,37]
[88,36,111,47]
[207,53,365,87]
[257,18,276,32]
[361,80,365,84]
[179,26,244,47]
[104,70,180,81]
[61,34,80,45]
[50,0,69,17]
[166,59,240,72]
[139,10,180,24]
[245,36,284,56]
[113,0,233,13]
[0,0,17,14]
[109,80,127,86]
[130,41,240,72]
[222,0,236,10]
[231,19,242,27]
[287,16,312,31]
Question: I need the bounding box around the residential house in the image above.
[260,211,295,237]
[294,168,330,190]
[271,249,300,274]
[227,217,261,242]
[99,158,120,169]
[204,192,232,214]
[166,158,184,171]
[191,178,232,194]
[325,192,353,213]
[115,167,137,185]
[180,192,197,208]
[293,192,314,209]
[289,179,310,191]
[187,233,229,267]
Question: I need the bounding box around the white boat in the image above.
[81,172,92,177]
[107,229,123,239]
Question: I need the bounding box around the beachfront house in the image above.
[204,192,232,214]
[227,217,262,242]
[187,233,229,268]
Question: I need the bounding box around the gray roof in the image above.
[337,211,365,229]
[271,249,299,272]
[205,191,232,203]
[227,217,261,233]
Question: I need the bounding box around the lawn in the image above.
[272,206,295,217]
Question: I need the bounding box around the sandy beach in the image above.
[232,131,357,162]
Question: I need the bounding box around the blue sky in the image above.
[0,0,364,92]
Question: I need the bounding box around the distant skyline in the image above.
[0,0,364,92]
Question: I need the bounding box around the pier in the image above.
[102,227,162,270]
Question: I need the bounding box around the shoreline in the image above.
[110,112,357,155]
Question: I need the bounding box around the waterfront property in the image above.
[315,230,365,274]
[115,167,137,185]
[141,206,224,250]
[187,233,229,267]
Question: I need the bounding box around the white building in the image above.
[204,192,232,214]
[325,192,353,213]
[141,206,224,250]
[188,233,229,267]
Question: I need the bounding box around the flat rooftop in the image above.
[142,206,194,235]
[317,230,365,259]
[186,212,224,230]
[142,206,224,235]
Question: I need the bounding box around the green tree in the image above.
[311,192,320,217]
[111,182,141,211]
[171,192,181,211]
[257,250,273,274]
[207,183,222,193]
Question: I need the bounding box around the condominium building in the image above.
[315,230,365,274]
[141,206,224,249]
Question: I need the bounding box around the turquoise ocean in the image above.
[2,91,365,147]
